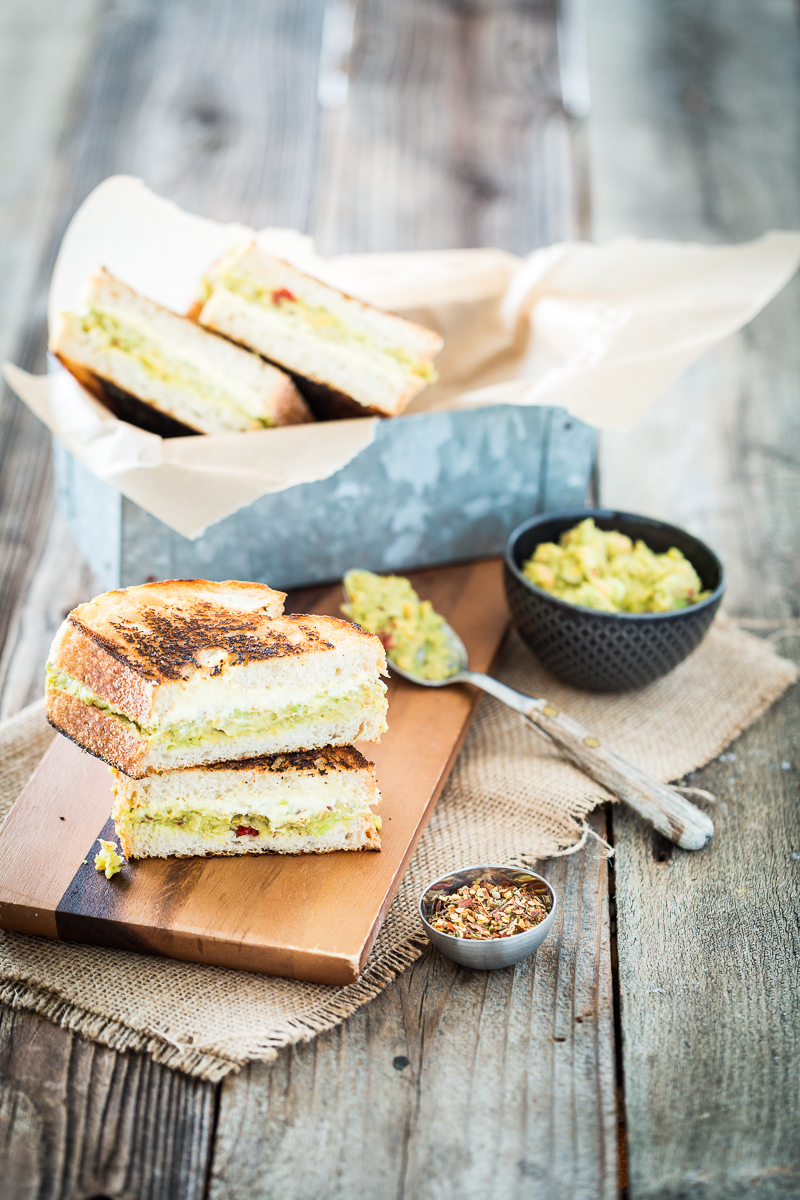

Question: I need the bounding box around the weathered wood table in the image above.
[1,2,798,1197]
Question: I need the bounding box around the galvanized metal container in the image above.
[53,404,595,592]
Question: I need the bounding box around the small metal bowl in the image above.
[418,864,557,970]
[504,508,726,692]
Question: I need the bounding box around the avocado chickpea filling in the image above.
[46,664,386,749]
[120,804,381,840]
[65,308,274,426]
[208,272,437,384]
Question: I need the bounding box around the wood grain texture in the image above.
[0,1004,216,1200]
[590,0,800,1195]
[315,0,579,255]
[611,686,800,1200]
[0,1,102,716]
[208,810,615,1200]
[0,509,97,720]
[0,562,509,984]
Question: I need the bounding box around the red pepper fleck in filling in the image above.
[271,288,296,305]
[236,825,260,837]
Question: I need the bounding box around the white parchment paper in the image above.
[5,175,800,538]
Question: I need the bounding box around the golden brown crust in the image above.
[50,606,381,713]
[50,618,157,724]
[269,373,317,426]
[46,689,148,777]
[47,589,386,773]
[49,579,291,717]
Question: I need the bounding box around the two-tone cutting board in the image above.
[0,560,509,985]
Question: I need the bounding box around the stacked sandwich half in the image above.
[46,580,388,858]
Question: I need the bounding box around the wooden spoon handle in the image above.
[522,704,713,850]
[463,672,713,850]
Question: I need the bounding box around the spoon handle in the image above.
[463,672,713,851]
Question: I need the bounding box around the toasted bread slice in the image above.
[46,582,388,777]
[112,744,381,858]
[197,245,443,419]
[52,268,313,436]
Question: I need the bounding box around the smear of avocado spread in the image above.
[208,274,438,385]
[342,570,458,682]
[46,666,386,750]
[64,308,274,427]
[522,518,710,614]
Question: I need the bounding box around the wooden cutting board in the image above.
[0,560,509,985]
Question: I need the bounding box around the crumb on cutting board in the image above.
[94,839,124,879]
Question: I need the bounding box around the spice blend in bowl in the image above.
[419,864,557,970]
[427,878,549,940]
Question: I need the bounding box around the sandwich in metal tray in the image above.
[112,744,382,859]
[46,579,388,779]
[196,244,444,419]
[51,268,313,436]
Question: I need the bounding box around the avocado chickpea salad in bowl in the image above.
[504,510,726,692]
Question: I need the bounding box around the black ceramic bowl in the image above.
[504,509,725,692]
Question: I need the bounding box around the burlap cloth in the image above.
[0,616,795,1080]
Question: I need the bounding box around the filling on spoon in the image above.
[341,569,458,681]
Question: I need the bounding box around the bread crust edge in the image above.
[46,688,148,777]
[50,617,157,725]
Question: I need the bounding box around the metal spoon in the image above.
[387,623,714,851]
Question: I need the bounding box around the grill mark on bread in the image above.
[200,744,372,775]
[70,605,337,682]
[47,586,388,774]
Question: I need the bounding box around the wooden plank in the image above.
[314,0,579,255]
[590,0,800,1194]
[611,689,800,1200]
[0,0,102,368]
[208,809,616,1200]
[0,508,97,719]
[0,561,509,984]
[0,1,100,712]
[0,1004,216,1200]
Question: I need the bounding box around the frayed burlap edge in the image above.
[0,933,430,1082]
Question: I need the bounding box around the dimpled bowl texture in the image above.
[419,865,557,970]
[504,508,726,693]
